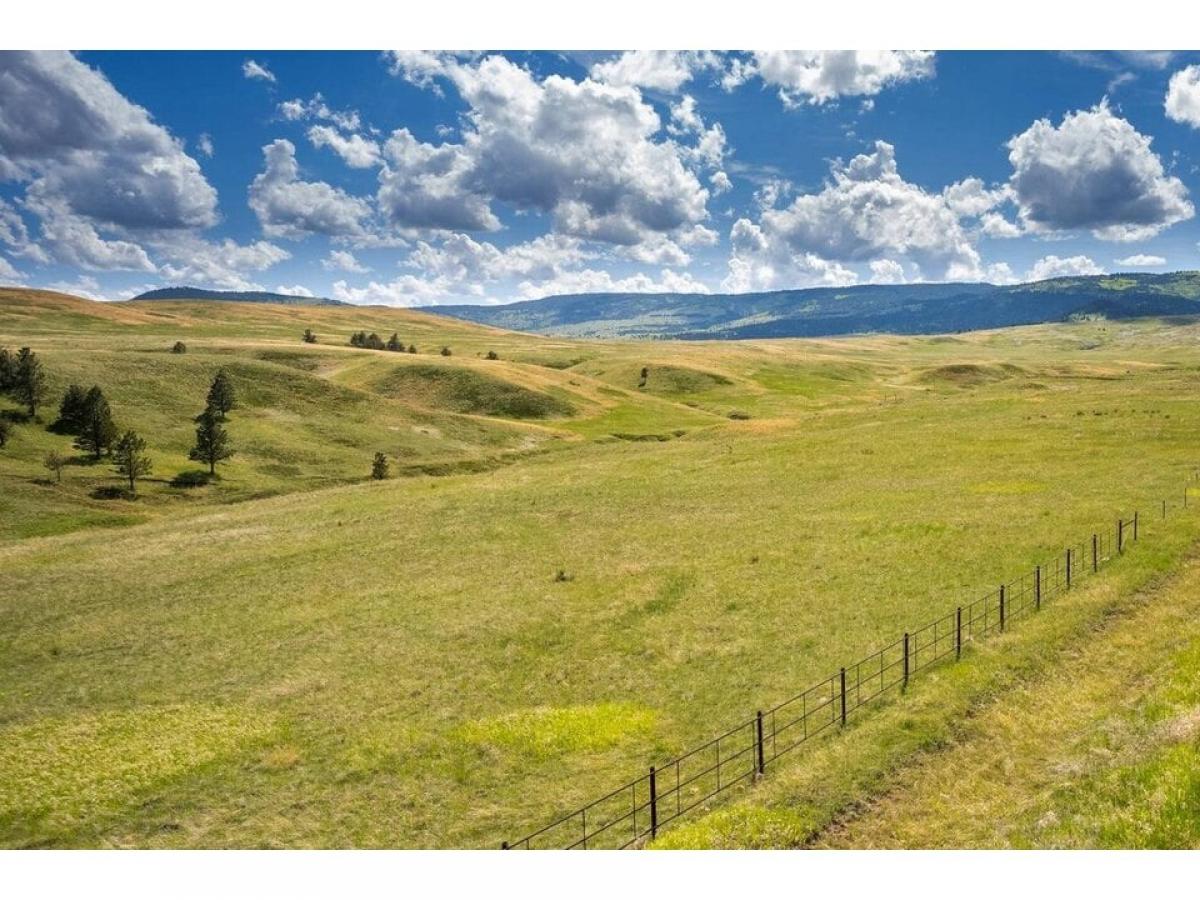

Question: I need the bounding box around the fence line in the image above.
[501,475,1199,849]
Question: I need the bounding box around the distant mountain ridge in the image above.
[132,287,346,306]
[423,272,1200,340]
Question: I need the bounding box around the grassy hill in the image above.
[3,287,1200,847]
[428,271,1200,339]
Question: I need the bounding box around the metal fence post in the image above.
[1035,565,1041,610]
[1118,519,1124,554]
[839,669,847,726]
[999,584,1006,631]
[902,633,910,688]
[1066,548,1072,590]
[649,766,658,838]
[956,606,963,659]
[1163,499,1167,520]
[755,711,765,775]
[1092,533,1098,573]
[1134,511,1139,541]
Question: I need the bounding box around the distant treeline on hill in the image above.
[424,271,1200,340]
[132,287,346,306]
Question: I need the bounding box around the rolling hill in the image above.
[133,286,346,306]
[426,271,1200,339]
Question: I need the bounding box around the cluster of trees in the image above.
[0,346,49,418]
[349,331,418,353]
[51,383,153,492]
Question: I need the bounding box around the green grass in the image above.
[4,288,1200,847]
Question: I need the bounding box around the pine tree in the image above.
[440,346,452,357]
[407,344,417,354]
[13,347,48,417]
[171,341,187,354]
[43,450,66,482]
[189,407,233,475]
[206,370,236,419]
[386,332,403,352]
[113,430,153,493]
[0,419,10,449]
[366,332,384,350]
[74,386,118,460]
[485,350,499,360]
[303,329,317,344]
[371,451,390,480]
[54,383,89,433]
[0,347,14,393]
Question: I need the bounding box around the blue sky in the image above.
[2,50,1200,304]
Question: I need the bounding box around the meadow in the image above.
[2,287,1199,847]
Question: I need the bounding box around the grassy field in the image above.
[2,288,1200,847]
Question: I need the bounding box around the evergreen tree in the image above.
[440,346,452,356]
[54,383,89,433]
[303,329,317,344]
[206,370,236,419]
[0,419,10,449]
[485,350,499,360]
[113,430,153,493]
[386,332,403,351]
[189,407,233,475]
[366,332,384,350]
[0,347,14,393]
[13,347,48,417]
[43,450,66,482]
[74,386,118,460]
[371,451,390,480]
[171,341,187,354]
[407,344,417,354]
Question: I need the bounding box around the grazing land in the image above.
[2,287,1200,848]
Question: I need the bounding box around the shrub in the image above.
[170,470,212,488]
[302,329,318,344]
[371,451,390,480]
[407,344,417,354]
[43,450,66,482]
[727,409,752,420]
[171,341,187,354]
[485,350,500,360]
[440,346,452,357]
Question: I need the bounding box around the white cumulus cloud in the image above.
[1165,65,1200,128]
[243,59,276,83]
[1026,254,1102,280]
[1114,253,1166,267]
[727,51,935,107]
[1006,100,1192,241]
[249,139,372,239]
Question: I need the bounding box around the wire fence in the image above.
[501,478,1197,849]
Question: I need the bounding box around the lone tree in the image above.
[44,450,66,482]
[13,347,48,417]
[206,370,236,420]
[440,346,452,357]
[113,430,153,493]
[74,386,118,460]
[54,383,89,433]
[0,347,14,393]
[371,451,390,480]
[407,344,417,354]
[386,333,403,352]
[302,329,317,344]
[171,341,187,354]
[190,407,233,475]
[485,350,499,360]
[0,419,10,449]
